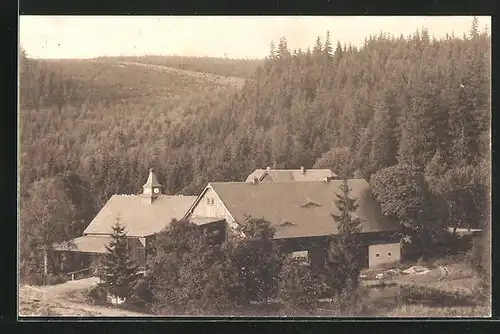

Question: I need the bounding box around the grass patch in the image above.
[384,304,490,318]
[400,284,476,307]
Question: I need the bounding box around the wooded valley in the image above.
[19,19,490,278]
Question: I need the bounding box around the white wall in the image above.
[190,187,237,229]
[368,243,401,268]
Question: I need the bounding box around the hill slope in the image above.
[19,25,491,281]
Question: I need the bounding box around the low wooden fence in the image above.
[66,267,99,281]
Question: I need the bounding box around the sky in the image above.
[20,16,491,60]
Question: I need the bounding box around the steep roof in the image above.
[209,179,400,239]
[83,195,197,237]
[143,168,162,188]
[53,235,113,254]
[245,168,338,182]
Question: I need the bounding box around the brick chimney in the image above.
[266,166,271,172]
[300,166,305,176]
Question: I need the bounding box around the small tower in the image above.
[141,168,162,204]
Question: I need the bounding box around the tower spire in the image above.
[141,168,162,203]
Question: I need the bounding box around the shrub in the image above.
[46,273,68,285]
[467,223,490,304]
[127,277,154,309]
[148,219,241,315]
[231,217,285,305]
[23,273,67,286]
[278,257,324,314]
[87,285,108,304]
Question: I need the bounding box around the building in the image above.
[53,169,197,273]
[246,166,338,183]
[183,178,401,269]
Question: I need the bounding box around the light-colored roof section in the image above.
[191,217,226,225]
[143,168,162,188]
[83,195,197,237]
[209,179,400,239]
[245,168,338,182]
[53,235,113,254]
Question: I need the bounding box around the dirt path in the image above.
[117,61,247,87]
[19,277,152,317]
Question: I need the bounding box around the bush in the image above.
[87,285,108,304]
[278,257,324,314]
[23,273,67,286]
[433,232,473,258]
[127,277,154,309]
[148,220,241,315]
[467,224,490,304]
[231,218,285,304]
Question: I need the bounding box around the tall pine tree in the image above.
[323,178,362,303]
[101,217,139,299]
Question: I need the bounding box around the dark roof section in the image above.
[245,168,338,182]
[83,194,197,237]
[209,179,400,239]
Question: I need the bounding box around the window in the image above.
[375,253,381,258]
[206,198,210,205]
[387,252,392,257]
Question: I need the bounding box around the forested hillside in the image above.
[19,18,490,277]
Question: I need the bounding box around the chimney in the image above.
[252,177,259,185]
[266,166,271,172]
[300,166,305,176]
[323,177,330,183]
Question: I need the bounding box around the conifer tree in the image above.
[425,148,448,178]
[324,177,362,302]
[470,16,479,39]
[268,41,277,60]
[370,97,398,173]
[324,31,333,61]
[101,217,139,299]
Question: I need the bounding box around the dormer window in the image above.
[300,201,322,208]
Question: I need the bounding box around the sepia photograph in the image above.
[18,15,491,318]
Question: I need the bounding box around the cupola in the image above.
[141,168,162,204]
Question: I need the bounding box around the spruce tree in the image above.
[370,97,398,173]
[324,178,362,303]
[101,217,139,300]
[324,31,333,61]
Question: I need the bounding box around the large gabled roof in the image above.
[208,179,400,239]
[83,194,197,237]
[245,168,338,182]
